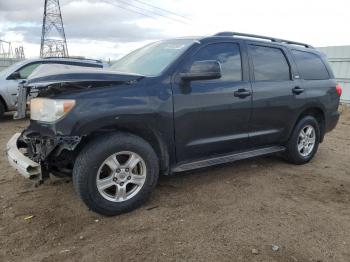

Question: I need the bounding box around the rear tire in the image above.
[284,116,320,165]
[73,132,159,216]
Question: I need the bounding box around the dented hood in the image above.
[26,64,144,86]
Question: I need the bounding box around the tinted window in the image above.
[18,63,41,79]
[249,45,290,81]
[189,43,242,81]
[292,50,329,80]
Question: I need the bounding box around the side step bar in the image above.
[172,146,286,173]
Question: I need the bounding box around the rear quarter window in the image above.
[291,50,329,80]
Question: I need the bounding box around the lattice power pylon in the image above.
[40,0,68,57]
[0,40,13,59]
[15,46,25,59]
[0,40,25,59]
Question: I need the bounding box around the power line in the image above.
[108,1,159,20]
[114,0,189,24]
[107,0,190,25]
[132,0,190,21]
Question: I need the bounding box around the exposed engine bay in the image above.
[12,64,144,181]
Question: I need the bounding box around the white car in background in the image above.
[0,57,104,117]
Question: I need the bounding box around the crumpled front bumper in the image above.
[6,133,41,179]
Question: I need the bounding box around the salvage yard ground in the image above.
[1,107,350,262]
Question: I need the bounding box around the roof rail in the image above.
[42,56,103,63]
[214,32,313,48]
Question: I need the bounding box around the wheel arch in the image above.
[79,124,170,175]
[0,95,8,112]
[292,107,326,142]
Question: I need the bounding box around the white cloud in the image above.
[67,39,153,60]
[0,0,349,59]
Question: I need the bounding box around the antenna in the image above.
[40,0,69,57]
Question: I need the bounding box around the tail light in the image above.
[336,84,342,96]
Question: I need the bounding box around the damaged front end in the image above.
[7,131,82,182]
[8,64,145,183]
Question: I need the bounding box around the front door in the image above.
[172,42,252,163]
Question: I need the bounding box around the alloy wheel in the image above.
[297,125,316,157]
[96,151,147,202]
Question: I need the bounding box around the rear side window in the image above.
[249,45,290,81]
[292,50,329,80]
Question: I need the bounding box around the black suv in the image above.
[6,32,341,216]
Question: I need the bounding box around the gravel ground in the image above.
[0,107,350,262]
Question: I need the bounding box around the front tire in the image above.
[73,133,159,216]
[285,116,320,165]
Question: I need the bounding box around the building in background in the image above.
[318,46,350,103]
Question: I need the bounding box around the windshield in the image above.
[111,39,196,76]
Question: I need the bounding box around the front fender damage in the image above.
[20,130,82,182]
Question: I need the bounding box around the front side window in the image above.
[18,63,41,79]
[292,50,329,80]
[249,45,290,81]
[111,39,196,76]
[187,43,242,82]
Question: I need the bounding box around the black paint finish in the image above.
[22,34,340,174]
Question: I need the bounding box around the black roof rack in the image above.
[214,32,313,48]
[42,56,103,63]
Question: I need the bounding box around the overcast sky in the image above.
[0,0,349,60]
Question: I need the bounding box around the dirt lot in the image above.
[1,108,350,262]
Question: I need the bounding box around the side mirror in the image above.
[7,71,21,80]
[179,60,222,81]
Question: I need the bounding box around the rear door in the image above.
[173,41,252,162]
[291,49,338,126]
[247,43,305,146]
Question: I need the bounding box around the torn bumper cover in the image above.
[6,133,41,179]
[6,132,81,180]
